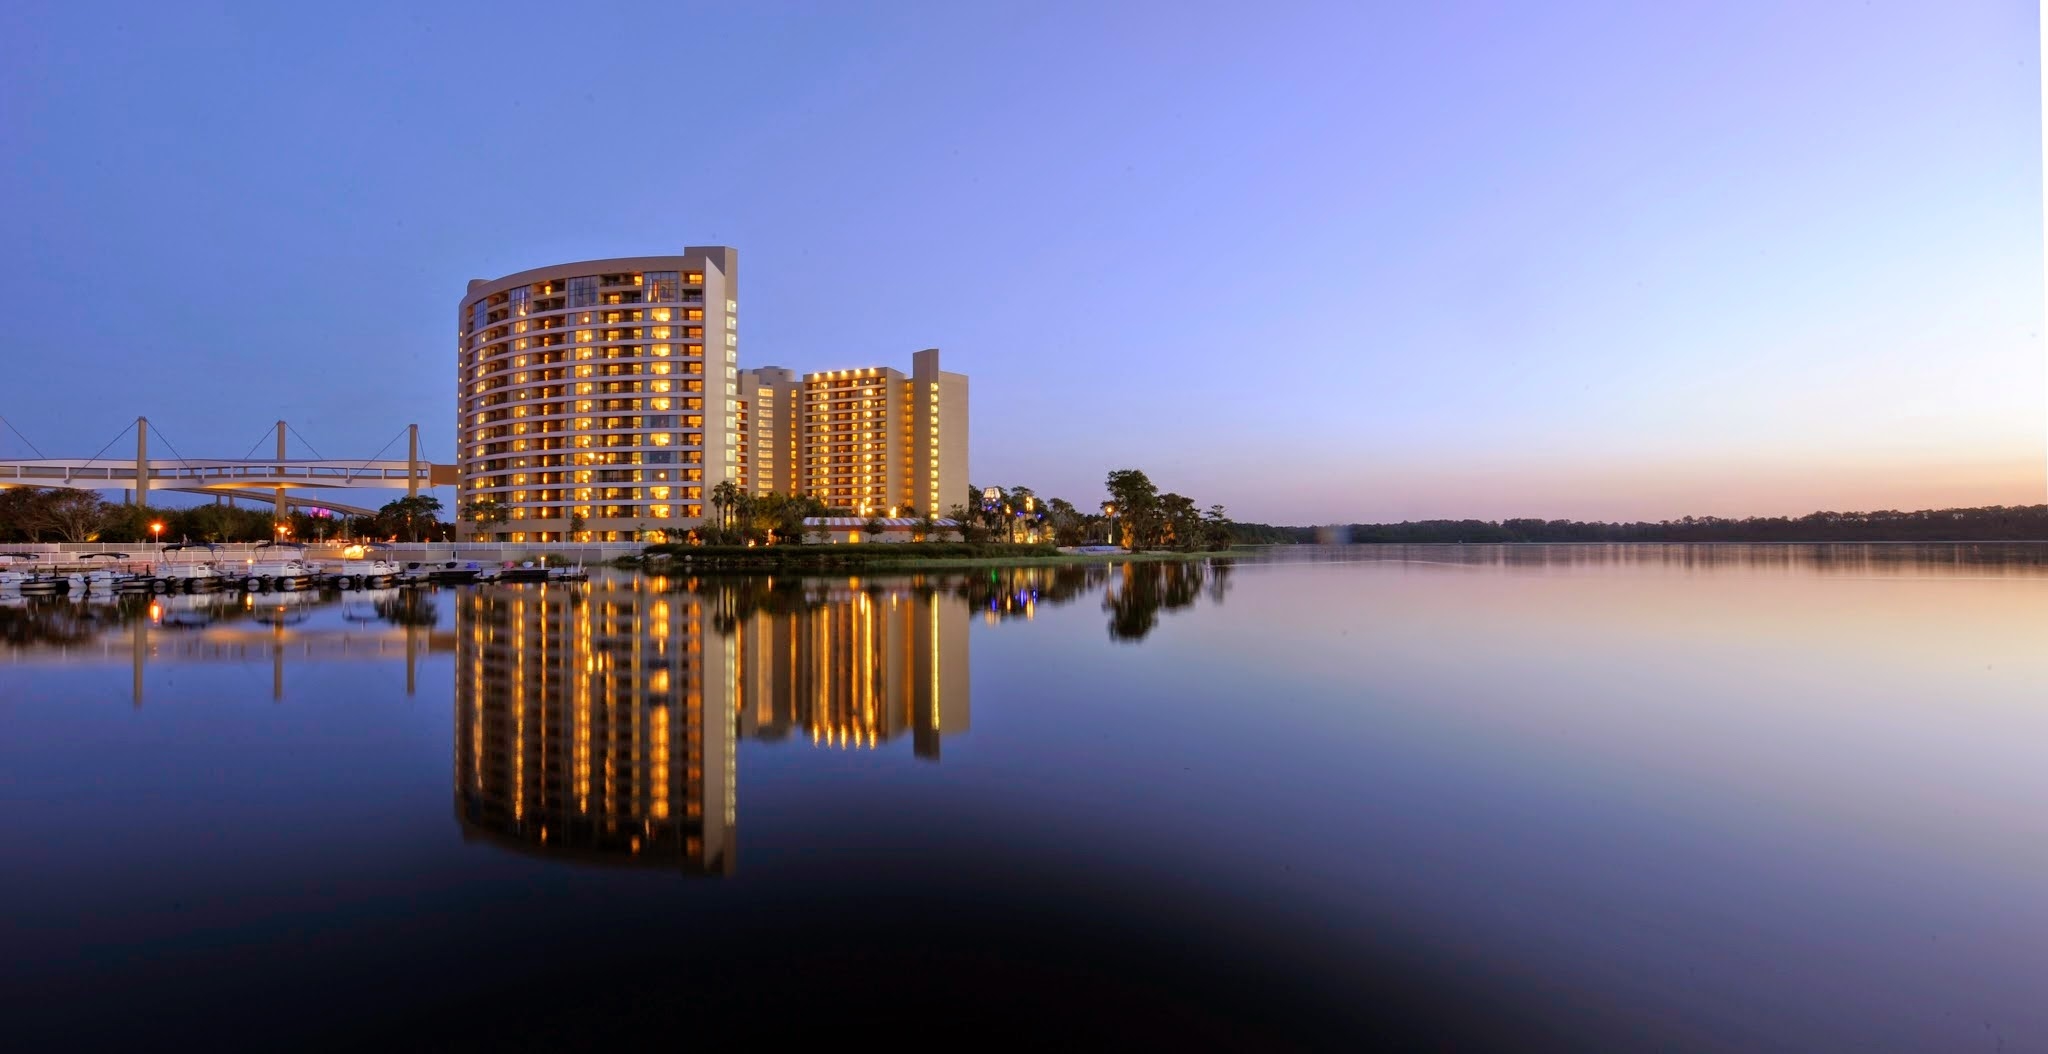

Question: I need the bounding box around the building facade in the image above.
[457,251,742,542]
[738,348,968,517]
[734,365,800,497]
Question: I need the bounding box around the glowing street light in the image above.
[150,521,164,544]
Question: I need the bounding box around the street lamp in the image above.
[150,521,164,546]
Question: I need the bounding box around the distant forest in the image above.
[1228,505,2048,544]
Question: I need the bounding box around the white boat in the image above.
[156,544,225,591]
[73,553,148,593]
[241,543,321,590]
[334,544,403,587]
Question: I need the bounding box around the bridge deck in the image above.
[0,458,446,490]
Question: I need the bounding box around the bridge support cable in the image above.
[141,420,202,509]
[146,420,198,468]
[75,418,138,475]
[238,422,282,462]
[350,425,412,488]
[283,422,329,462]
[0,415,48,458]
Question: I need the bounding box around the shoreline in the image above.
[634,546,1236,573]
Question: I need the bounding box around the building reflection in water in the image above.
[2,559,1229,876]
[453,574,979,875]
[724,577,970,759]
[455,578,738,875]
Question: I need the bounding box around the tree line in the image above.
[0,465,1250,551]
[1227,505,2048,544]
[634,468,1238,552]
[946,469,1234,552]
[0,488,451,544]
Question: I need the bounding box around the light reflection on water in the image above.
[1,546,2043,1050]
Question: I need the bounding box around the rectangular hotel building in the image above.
[738,348,968,517]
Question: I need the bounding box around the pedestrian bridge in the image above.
[0,416,454,513]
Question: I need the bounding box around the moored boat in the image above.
[156,544,225,592]
[242,543,321,590]
[402,560,481,584]
[334,543,403,588]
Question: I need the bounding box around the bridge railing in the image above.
[0,458,430,487]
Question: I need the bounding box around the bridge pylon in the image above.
[136,416,149,507]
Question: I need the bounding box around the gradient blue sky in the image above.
[2,1,2039,523]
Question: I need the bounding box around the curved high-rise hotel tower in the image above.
[458,250,739,542]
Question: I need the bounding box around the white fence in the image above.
[0,542,648,565]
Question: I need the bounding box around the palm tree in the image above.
[710,479,745,532]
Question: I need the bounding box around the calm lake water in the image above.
[3,545,2045,1051]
